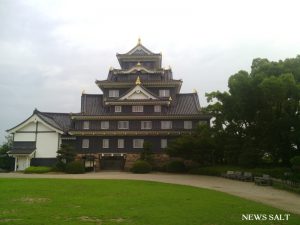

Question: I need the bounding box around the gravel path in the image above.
[1,172,299,215]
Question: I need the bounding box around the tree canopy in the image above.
[168,55,300,167]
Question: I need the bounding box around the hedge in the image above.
[65,161,85,174]
[130,160,152,174]
[24,166,52,174]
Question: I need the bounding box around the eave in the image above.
[69,130,192,136]
[104,100,171,106]
[95,80,183,93]
[71,114,212,120]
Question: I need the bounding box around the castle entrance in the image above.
[99,153,126,170]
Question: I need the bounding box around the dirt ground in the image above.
[1,171,299,215]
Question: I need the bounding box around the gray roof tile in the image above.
[35,110,72,132]
[81,93,203,116]
[9,141,36,154]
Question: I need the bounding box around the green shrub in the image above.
[250,167,291,179]
[24,166,52,174]
[188,166,291,179]
[130,160,152,174]
[166,160,186,173]
[65,161,85,174]
[55,161,66,172]
[290,156,300,172]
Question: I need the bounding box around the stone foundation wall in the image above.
[124,154,140,170]
[75,153,171,171]
[124,153,170,171]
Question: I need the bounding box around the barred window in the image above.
[161,121,172,129]
[102,139,109,148]
[101,121,109,129]
[118,139,124,148]
[109,90,119,97]
[83,121,90,130]
[132,105,143,112]
[133,139,144,148]
[115,106,122,112]
[118,121,129,129]
[141,121,152,130]
[161,139,168,149]
[82,139,89,149]
[184,121,193,129]
[159,89,170,97]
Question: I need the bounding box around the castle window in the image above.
[159,89,170,97]
[154,105,161,112]
[118,121,129,129]
[82,139,89,149]
[83,121,89,130]
[109,90,119,97]
[141,121,152,130]
[161,121,172,129]
[115,106,122,112]
[184,121,193,129]
[118,139,124,148]
[101,121,109,129]
[132,105,143,112]
[133,139,144,148]
[161,139,168,148]
[102,139,109,148]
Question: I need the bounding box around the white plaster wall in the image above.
[36,132,59,158]
[14,133,35,141]
[13,120,60,158]
[16,156,30,171]
[19,122,36,131]
[37,122,52,132]
[128,92,148,99]
[14,122,36,141]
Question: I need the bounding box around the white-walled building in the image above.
[7,110,70,171]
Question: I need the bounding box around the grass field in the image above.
[0,179,299,225]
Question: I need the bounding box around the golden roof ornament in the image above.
[81,89,85,95]
[138,37,141,45]
[135,76,141,85]
[193,88,198,93]
[136,62,141,66]
[169,96,172,101]
[109,66,114,71]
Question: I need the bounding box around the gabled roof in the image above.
[81,94,106,115]
[7,109,72,134]
[117,39,160,56]
[119,63,156,74]
[80,93,204,116]
[116,39,162,69]
[118,84,159,100]
[168,93,201,115]
[38,111,72,132]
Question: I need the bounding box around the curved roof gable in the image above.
[7,109,71,134]
[119,84,158,100]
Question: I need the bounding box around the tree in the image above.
[0,135,14,171]
[140,141,153,163]
[166,125,216,165]
[56,144,76,165]
[206,55,300,166]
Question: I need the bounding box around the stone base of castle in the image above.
[76,153,170,171]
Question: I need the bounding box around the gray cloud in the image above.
[1,0,300,143]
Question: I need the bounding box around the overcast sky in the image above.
[1,0,300,143]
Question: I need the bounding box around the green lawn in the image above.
[0,179,299,225]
